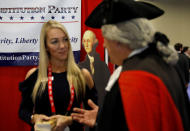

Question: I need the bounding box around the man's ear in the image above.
[116,42,131,52]
[116,42,123,49]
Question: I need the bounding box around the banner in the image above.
[0,0,81,66]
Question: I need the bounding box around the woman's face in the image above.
[46,28,69,62]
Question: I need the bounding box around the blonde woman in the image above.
[19,20,97,131]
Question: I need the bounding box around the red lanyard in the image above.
[48,65,75,114]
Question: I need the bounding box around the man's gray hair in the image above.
[101,18,155,49]
[101,18,178,64]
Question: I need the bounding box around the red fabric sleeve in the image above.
[119,70,184,131]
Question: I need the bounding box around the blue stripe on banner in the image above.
[0,51,80,66]
[0,52,39,66]
[73,50,81,64]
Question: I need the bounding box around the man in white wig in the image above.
[72,0,190,131]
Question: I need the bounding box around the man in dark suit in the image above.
[174,43,189,88]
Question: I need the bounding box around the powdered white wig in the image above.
[101,18,155,49]
[101,18,178,64]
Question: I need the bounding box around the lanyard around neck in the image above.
[48,65,75,114]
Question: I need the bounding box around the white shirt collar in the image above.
[105,66,122,92]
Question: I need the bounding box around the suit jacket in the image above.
[174,53,189,87]
[78,53,110,107]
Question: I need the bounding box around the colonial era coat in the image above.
[96,47,190,131]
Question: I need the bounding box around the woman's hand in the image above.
[32,114,50,131]
[49,115,72,131]
[32,114,50,124]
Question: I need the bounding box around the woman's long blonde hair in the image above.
[32,20,86,103]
